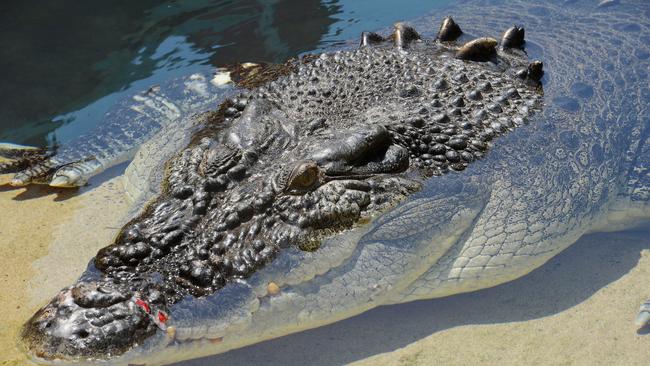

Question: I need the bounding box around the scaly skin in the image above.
[19,0,650,364]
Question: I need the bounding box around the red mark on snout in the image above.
[134,297,170,330]
[135,298,151,314]
[156,310,169,324]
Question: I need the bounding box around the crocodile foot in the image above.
[0,143,96,187]
[0,143,54,186]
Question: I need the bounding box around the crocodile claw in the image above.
[49,175,74,187]
[0,142,93,187]
[0,143,48,174]
[0,143,55,185]
[10,172,33,187]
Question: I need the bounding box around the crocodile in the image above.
[17,0,650,364]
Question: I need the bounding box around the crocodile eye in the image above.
[286,161,322,192]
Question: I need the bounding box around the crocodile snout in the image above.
[22,280,157,361]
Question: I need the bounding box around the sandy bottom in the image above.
[1,170,649,366]
[0,172,130,366]
[351,231,650,366]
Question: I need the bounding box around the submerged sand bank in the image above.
[352,231,650,366]
[0,174,130,365]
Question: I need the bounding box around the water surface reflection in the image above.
[0,0,446,148]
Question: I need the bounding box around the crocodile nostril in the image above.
[22,285,159,361]
[77,329,90,338]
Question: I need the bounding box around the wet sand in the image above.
[352,231,650,366]
[0,173,130,366]
[1,171,649,365]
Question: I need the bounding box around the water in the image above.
[0,0,449,148]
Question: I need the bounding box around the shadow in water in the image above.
[179,228,650,365]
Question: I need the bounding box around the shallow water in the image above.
[1,0,649,365]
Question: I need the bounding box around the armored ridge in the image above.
[21,17,544,363]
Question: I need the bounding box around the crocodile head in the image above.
[22,17,543,365]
